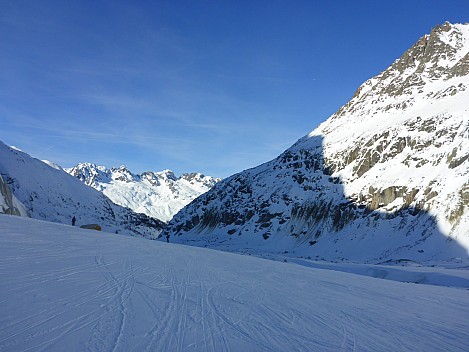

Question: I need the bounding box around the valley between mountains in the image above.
[0,21,468,352]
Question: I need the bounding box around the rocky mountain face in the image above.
[0,141,165,238]
[163,22,469,262]
[0,174,28,216]
[65,163,221,222]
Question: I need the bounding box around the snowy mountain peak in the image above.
[180,172,221,188]
[65,164,221,222]
[163,22,469,261]
[110,165,136,183]
[392,21,469,77]
[156,169,178,182]
[66,162,110,188]
[332,22,469,127]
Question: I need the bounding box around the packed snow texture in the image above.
[65,163,220,222]
[164,22,469,261]
[1,214,468,352]
[0,141,164,238]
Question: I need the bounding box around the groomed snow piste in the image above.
[1,214,468,352]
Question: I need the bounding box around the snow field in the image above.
[1,215,468,351]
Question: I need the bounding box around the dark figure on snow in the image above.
[166,234,170,243]
[72,216,76,226]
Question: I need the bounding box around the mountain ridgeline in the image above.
[162,22,469,261]
[65,163,221,222]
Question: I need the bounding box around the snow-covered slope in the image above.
[65,163,220,222]
[1,214,468,351]
[41,159,63,170]
[164,22,469,261]
[0,141,164,238]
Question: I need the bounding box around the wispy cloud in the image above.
[1,1,332,178]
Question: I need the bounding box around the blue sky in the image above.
[1,0,468,178]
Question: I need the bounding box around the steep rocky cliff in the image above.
[163,22,469,261]
[0,174,28,216]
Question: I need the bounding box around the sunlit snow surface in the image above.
[1,215,468,352]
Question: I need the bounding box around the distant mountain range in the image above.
[0,141,165,238]
[65,163,221,222]
[162,22,469,262]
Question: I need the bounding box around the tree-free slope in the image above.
[0,141,164,237]
[1,214,468,351]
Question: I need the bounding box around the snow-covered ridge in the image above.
[163,22,469,261]
[65,163,221,222]
[0,141,164,238]
[41,160,63,170]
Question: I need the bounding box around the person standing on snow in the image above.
[72,216,76,226]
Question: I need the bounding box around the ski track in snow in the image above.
[1,215,469,352]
